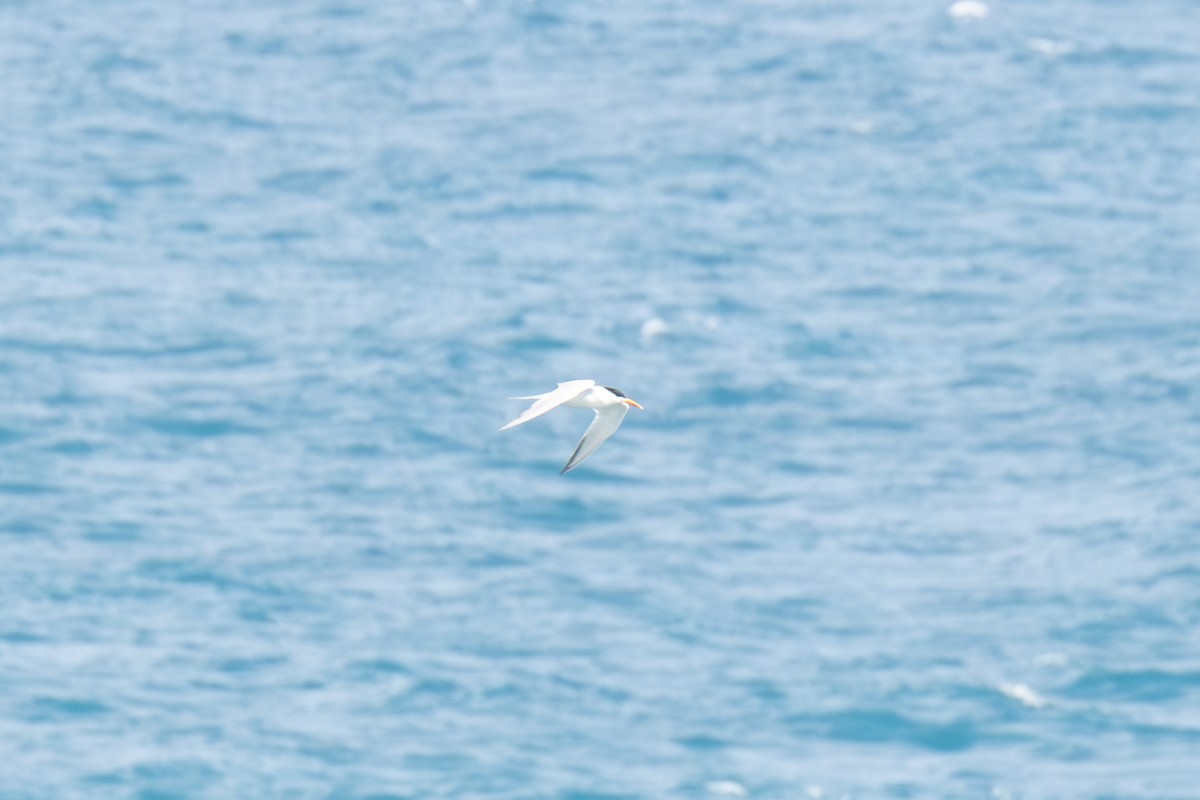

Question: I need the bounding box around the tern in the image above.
[500,379,643,474]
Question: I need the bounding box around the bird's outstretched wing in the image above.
[499,379,594,431]
[560,403,630,474]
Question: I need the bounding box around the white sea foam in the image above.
[999,682,1048,709]
[706,780,748,797]
[948,0,989,19]
[640,316,669,345]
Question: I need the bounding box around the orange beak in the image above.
[623,398,644,410]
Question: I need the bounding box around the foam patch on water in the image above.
[640,316,669,345]
[998,682,1048,709]
[947,1,989,19]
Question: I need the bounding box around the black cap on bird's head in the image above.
[604,386,643,410]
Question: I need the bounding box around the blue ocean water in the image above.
[2,0,1199,797]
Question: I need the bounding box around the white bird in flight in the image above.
[500,379,643,474]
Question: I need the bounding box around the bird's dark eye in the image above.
[604,387,626,398]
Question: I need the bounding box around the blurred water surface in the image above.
[2,1,1200,797]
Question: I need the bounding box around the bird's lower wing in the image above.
[499,379,594,431]
[561,403,629,474]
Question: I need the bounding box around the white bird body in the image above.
[501,379,642,474]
